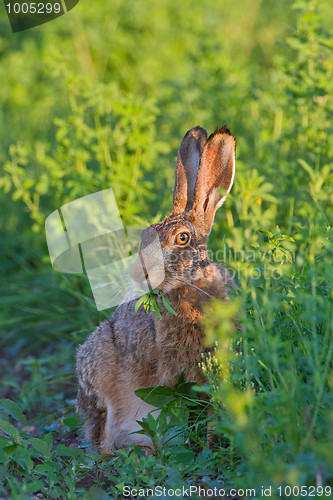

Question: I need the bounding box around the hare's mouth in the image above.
[131,264,166,292]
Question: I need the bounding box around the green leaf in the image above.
[0,399,27,425]
[161,296,177,316]
[135,296,145,312]
[43,433,53,449]
[0,418,20,440]
[28,437,52,458]
[136,420,154,436]
[147,412,157,432]
[131,445,147,457]
[135,386,176,407]
[153,298,163,311]
[281,234,295,242]
[2,443,18,454]
[259,228,273,238]
[35,461,61,476]
[298,158,315,180]
[261,242,275,251]
[54,444,82,457]
[169,446,195,465]
[63,416,79,430]
[154,309,162,319]
[12,446,35,472]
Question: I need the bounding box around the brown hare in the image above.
[76,125,237,452]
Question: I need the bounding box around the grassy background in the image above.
[0,0,332,498]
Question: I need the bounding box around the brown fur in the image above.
[76,125,237,452]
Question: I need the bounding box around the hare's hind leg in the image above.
[77,381,159,453]
[102,388,159,453]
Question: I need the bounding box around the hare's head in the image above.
[130,125,236,293]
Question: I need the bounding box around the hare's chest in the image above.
[155,319,208,385]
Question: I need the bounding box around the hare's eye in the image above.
[175,233,190,246]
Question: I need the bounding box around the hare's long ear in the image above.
[189,125,236,238]
[172,126,207,215]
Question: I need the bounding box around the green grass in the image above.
[0,0,333,498]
